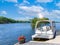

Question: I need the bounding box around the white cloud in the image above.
[17,17,32,21]
[18,5,44,17]
[15,0,30,8]
[56,2,60,8]
[4,0,18,3]
[17,4,60,21]
[0,11,7,15]
[36,0,53,3]
[19,6,44,12]
[48,10,60,20]
[52,10,60,14]
[19,0,30,6]
[23,0,30,4]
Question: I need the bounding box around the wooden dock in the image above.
[14,35,60,45]
[14,30,60,45]
[14,41,60,45]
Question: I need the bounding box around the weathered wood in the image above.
[14,42,60,45]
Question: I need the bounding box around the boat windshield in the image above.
[37,21,51,31]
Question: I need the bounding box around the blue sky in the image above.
[0,0,60,21]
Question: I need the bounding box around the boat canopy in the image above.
[35,20,55,31]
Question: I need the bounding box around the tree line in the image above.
[0,16,30,24]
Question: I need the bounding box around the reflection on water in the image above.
[0,23,34,45]
[0,23,60,45]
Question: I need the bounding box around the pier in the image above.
[14,30,60,45]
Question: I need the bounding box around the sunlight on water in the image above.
[0,23,60,45]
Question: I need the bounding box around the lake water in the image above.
[0,23,60,45]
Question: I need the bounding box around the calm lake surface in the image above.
[0,23,60,45]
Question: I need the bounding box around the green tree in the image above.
[0,16,30,24]
[0,16,17,24]
[31,17,49,29]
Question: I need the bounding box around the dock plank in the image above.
[14,42,60,45]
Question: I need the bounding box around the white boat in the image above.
[32,20,56,40]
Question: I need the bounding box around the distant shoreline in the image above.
[0,16,60,24]
[0,16,31,24]
[0,21,60,24]
[0,22,30,24]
